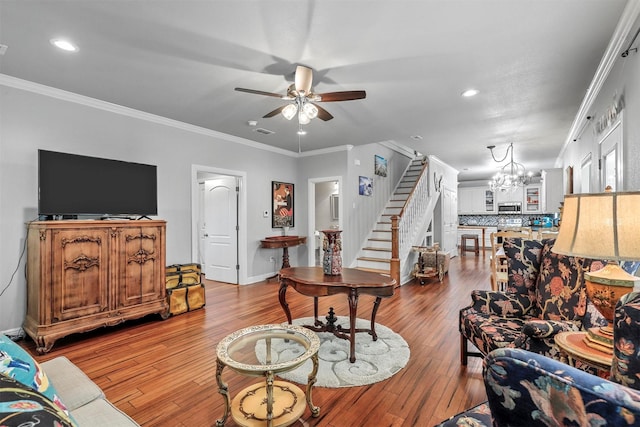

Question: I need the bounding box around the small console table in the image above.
[260,236,307,280]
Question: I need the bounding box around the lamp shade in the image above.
[281,103,297,120]
[552,191,640,261]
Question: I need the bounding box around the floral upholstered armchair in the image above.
[459,238,607,365]
[437,292,640,427]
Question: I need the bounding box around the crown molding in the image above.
[557,0,640,164]
[0,74,301,158]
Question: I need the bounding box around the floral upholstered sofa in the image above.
[459,238,608,366]
[437,291,640,426]
[0,334,138,426]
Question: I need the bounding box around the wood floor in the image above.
[20,252,492,426]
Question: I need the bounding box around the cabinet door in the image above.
[495,187,524,204]
[51,228,110,321]
[457,188,474,214]
[118,225,165,308]
[483,189,496,213]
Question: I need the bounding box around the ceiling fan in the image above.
[235,65,366,124]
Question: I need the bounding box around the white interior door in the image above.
[204,176,238,284]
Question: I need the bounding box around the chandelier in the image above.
[487,143,533,193]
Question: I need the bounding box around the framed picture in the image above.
[359,176,373,196]
[374,154,387,177]
[272,181,294,228]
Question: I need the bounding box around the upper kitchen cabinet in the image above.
[541,168,564,213]
[524,184,542,213]
[458,186,495,214]
[495,186,524,205]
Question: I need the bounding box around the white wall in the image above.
[344,144,412,266]
[0,84,303,331]
[0,82,417,333]
[560,13,640,191]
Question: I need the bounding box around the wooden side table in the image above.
[556,331,612,375]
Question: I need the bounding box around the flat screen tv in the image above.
[38,150,157,217]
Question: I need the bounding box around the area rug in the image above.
[255,317,410,388]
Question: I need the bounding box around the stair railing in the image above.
[390,159,433,285]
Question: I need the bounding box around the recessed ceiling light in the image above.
[461,89,479,97]
[50,38,78,52]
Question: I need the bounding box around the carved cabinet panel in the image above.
[51,228,110,321]
[119,225,165,308]
[25,220,168,353]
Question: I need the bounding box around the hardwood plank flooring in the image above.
[19,252,492,426]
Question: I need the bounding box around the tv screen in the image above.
[38,150,158,217]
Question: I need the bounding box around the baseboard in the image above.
[1,327,25,341]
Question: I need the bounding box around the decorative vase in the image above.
[322,230,342,275]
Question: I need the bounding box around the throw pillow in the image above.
[0,335,72,420]
[0,372,77,426]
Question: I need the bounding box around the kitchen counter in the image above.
[458,225,495,251]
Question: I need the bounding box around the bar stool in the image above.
[460,234,479,256]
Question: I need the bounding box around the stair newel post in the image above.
[390,215,400,286]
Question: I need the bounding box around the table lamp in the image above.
[552,191,640,354]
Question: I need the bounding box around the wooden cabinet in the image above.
[24,220,168,353]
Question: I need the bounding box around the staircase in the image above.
[355,158,439,282]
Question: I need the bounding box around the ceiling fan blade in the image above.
[295,65,313,95]
[235,87,286,99]
[313,103,333,121]
[263,105,287,118]
[315,90,367,102]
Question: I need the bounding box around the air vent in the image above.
[255,128,275,135]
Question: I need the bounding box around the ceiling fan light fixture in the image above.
[302,102,318,119]
[282,103,297,120]
[298,111,311,125]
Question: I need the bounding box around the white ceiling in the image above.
[0,0,630,181]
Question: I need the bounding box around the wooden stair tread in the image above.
[357,256,391,263]
[354,267,391,275]
[363,247,391,252]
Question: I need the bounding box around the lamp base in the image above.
[583,326,614,355]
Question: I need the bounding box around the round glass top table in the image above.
[215,324,321,427]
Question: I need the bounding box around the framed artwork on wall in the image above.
[359,176,373,196]
[374,155,387,177]
[272,181,294,228]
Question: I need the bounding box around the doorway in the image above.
[307,177,342,267]
[191,165,247,285]
[599,116,623,191]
